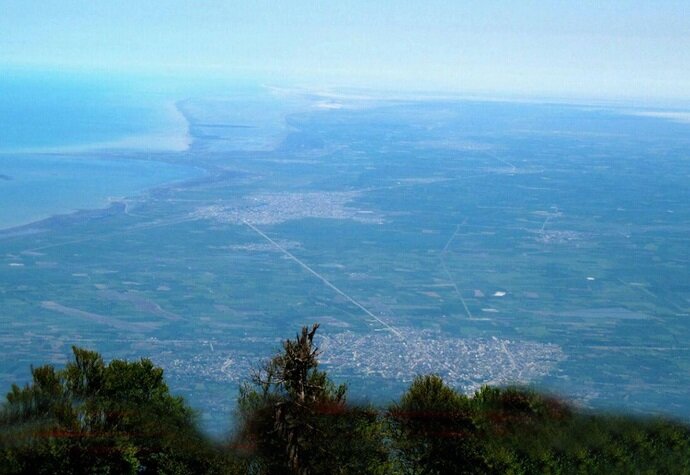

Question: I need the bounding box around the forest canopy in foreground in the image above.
[1,324,689,474]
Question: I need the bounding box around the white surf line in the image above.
[242,219,404,339]
[439,222,476,320]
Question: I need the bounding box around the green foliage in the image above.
[0,346,237,475]
[235,323,389,474]
[391,379,690,475]
[2,327,690,474]
[474,397,690,474]
[389,375,486,474]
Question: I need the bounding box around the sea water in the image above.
[0,69,199,229]
[0,69,190,152]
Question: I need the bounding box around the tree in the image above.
[389,375,486,474]
[0,346,233,475]
[236,324,389,474]
[4,328,690,474]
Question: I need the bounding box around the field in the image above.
[1,91,689,433]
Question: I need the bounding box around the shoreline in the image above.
[0,98,199,234]
[0,172,206,237]
[0,100,192,156]
[0,155,207,236]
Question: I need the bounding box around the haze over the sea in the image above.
[0,70,200,231]
[0,70,190,153]
[2,1,689,102]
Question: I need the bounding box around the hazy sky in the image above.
[2,1,689,100]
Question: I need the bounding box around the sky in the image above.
[1,1,689,101]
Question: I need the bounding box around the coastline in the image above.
[0,99,198,233]
[0,162,213,237]
[0,201,128,238]
[0,101,192,155]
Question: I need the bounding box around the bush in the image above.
[0,347,235,475]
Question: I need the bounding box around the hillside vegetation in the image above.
[2,324,689,474]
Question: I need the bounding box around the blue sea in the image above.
[0,70,199,229]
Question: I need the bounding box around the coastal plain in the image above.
[1,90,689,433]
